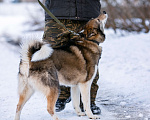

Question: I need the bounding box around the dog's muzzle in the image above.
[102,11,108,28]
[97,11,108,32]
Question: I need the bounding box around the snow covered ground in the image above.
[0,3,150,120]
[98,30,150,120]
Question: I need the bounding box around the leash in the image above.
[38,0,79,36]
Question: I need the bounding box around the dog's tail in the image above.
[20,40,53,63]
[18,40,53,95]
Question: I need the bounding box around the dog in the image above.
[15,11,108,120]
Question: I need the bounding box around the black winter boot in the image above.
[91,104,101,115]
[55,97,71,112]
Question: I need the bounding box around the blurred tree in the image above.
[101,0,150,33]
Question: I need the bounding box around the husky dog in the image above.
[15,11,108,120]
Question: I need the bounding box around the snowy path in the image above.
[0,30,150,120]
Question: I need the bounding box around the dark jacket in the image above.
[45,0,101,21]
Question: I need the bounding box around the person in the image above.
[43,0,101,115]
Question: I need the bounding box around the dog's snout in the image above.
[103,11,106,14]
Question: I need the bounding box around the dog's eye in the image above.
[97,19,100,22]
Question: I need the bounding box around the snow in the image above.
[0,3,150,120]
[99,30,150,103]
[98,29,150,119]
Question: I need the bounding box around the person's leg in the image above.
[90,71,101,115]
[43,20,66,45]
[55,86,71,112]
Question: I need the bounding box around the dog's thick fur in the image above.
[15,12,108,120]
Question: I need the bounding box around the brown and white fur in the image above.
[15,12,108,120]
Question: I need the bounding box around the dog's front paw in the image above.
[77,112,86,116]
[89,115,100,119]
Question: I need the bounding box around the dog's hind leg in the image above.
[15,84,34,120]
[71,85,85,116]
[46,88,59,120]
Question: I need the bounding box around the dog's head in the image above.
[80,11,108,44]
